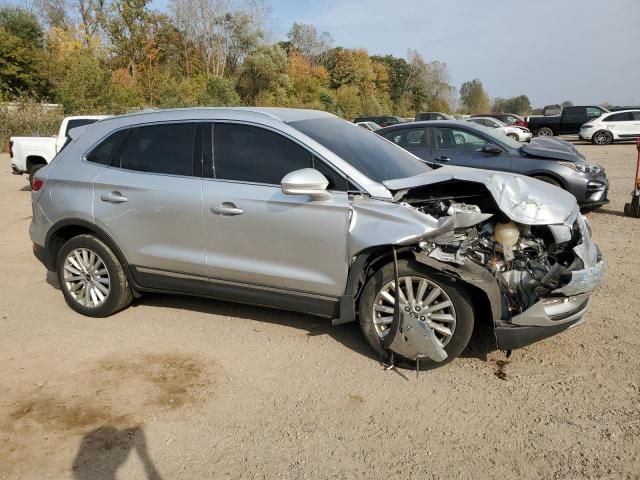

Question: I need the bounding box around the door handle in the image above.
[100,191,128,204]
[210,203,244,216]
[435,156,450,162]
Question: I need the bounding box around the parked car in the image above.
[355,121,381,131]
[9,115,107,187]
[579,109,640,145]
[378,120,608,208]
[467,117,532,142]
[471,113,527,128]
[527,106,609,137]
[30,108,604,369]
[353,116,406,127]
[415,112,455,121]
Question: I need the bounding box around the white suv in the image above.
[580,110,640,145]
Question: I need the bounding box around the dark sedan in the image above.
[377,120,609,208]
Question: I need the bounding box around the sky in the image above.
[8,0,639,106]
[261,0,640,107]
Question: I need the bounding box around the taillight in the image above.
[32,178,44,191]
[8,140,13,158]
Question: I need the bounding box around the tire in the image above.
[56,234,133,317]
[28,164,45,190]
[507,133,519,141]
[532,175,562,188]
[591,130,613,145]
[358,259,475,370]
[536,127,554,137]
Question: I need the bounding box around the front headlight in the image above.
[560,162,602,174]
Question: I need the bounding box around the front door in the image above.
[202,122,350,299]
[428,126,512,172]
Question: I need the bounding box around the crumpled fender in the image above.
[413,252,503,325]
[382,166,578,225]
[348,198,453,258]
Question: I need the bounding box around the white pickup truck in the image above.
[9,115,107,186]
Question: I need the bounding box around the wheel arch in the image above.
[26,155,48,172]
[344,245,498,328]
[45,219,136,290]
[527,170,567,190]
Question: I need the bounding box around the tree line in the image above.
[1,0,544,118]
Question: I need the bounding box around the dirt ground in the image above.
[1,141,639,480]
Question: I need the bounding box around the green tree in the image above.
[237,44,290,104]
[105,0,150,80]
[55,53,110,112]
[0,7,48,99]
[459,78,490,114]
[492,95,531,115]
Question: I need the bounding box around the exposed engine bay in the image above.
[399,181,583,317]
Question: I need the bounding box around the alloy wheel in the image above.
[593,131,612,145]
[63,248,111,308]
[372,276,457,347]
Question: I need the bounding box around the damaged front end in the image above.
[353,169,605,361]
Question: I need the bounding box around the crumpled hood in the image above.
[521,137,585,161]
[383,165,578,225]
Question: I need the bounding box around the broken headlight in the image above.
[560,162,602,174]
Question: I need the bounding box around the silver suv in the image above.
[30,108,604,369]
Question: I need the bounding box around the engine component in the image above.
[495,221,520,261]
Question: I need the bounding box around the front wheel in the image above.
[56,234,133,317]
[592,130,613,145]
[507,133,520,141]
[358,259,474,369]
[532,175,562,188]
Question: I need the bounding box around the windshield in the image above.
[289,117,430,182]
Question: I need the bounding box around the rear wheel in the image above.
[592,130,613,145]
[536,127,554,137]
[56,234,133,317]
[358,259,474,369]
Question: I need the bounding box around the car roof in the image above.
[602,109,640,114]
[97,107,336,127]
[379,120,484,130]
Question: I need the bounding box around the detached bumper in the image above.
[495,257,604,350]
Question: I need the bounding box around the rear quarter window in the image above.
[85,129,130,166]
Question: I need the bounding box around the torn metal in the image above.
[349,168,604,359]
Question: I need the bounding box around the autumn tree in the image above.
[459,78,490,114]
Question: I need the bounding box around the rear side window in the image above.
[604,112,634,122]
[633,112,640,121]
[213,123,313,185]
[86,129,130,166]
[383,128,426,148]
[120,123,195,176]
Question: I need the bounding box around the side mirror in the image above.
[281,168,331,200]
[482,143,502,154]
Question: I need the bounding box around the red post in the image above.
[635,139,640,191]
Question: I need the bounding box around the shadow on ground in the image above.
[133,293,498,365]
[72,426,163,480]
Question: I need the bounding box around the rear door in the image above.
[91,122,207,291]
[606,112,639,138]
[428,125,512,171]
[381,126,429,162]
[561,107,586,134]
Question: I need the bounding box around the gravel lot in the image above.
[1,142,639,479]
